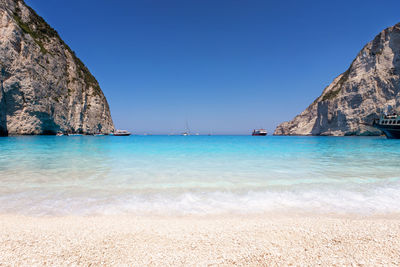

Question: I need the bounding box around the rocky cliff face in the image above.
[274,23,400,136]
[0,0,114,135]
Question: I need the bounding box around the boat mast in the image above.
[185,120,190,135]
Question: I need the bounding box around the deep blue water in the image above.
[0,135,399,215]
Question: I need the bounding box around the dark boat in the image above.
[252,129,267,136]
[372,113,400,139]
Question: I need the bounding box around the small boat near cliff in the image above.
[372,113,400,139]
[113,130,131,136]
[252,129,267,136]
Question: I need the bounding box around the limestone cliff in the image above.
[274,23,400,136]
[0,0,114,135]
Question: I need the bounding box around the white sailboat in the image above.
[182,121,190,136]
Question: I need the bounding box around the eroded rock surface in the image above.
[274,23,400,136]
[0,0,114,135]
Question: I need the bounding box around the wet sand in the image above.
[1,214,400,266]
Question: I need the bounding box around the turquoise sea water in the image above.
[0,135,400,216]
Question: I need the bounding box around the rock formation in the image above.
[274,22,400,136]
[0,0,114,135]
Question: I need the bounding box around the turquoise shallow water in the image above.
[0,135,400,216]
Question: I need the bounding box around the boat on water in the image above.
[182,121,191,136]
[56,132,64,136]
[68,133,83,136]
[113,130,131,136]
[252,129,267,136]
[372,112,400,139]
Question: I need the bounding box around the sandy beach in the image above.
[1,214,400,266]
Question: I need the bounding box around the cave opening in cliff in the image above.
[0,69,8,137]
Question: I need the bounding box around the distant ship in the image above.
[182,121,191,136]
[252,129,267,136]
[372,112,400,139]
[113,130,131,136]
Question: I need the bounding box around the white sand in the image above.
[1,214,400,266]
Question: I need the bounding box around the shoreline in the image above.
[1,213,400,265]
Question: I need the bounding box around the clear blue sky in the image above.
[26,0,400,134]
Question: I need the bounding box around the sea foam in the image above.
[0,135,400,216]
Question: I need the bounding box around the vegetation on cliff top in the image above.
[13,0,102,96]
[321,68,350,102]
